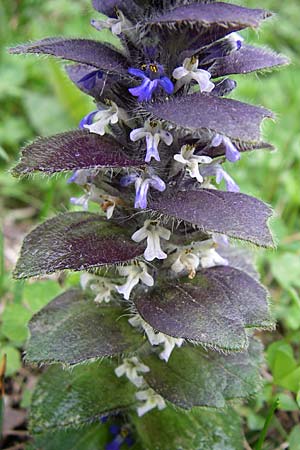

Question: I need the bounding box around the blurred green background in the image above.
[0,0,300,448]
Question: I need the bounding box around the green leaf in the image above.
[267,341,300,392]
[141,339,262,409]
[29,360,136,433]
[1,303,32,342]
[0,346,21,377]
[131,405,243,450]
[277,393,299,411]
[1,280,61,343]
[26,289,143,365]
[270,253,300,289]
[33,423,110,450]
[289,425,300,450]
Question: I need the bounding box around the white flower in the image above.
[91,10,132,35]
[227,32,244,50]
[171,248,200,279]
[129,314,184,362]
[116,262,154,300]
[115,357,150,387]
[136,388,166,416]
[174,145,212,183]
[70,184,102,211]
[131,220,171,262]
[172,57,215,92]
[130,120,173,162]
[80,273,114,303]
[200,248,228,269]
[84,101,128,136]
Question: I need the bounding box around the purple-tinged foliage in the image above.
[12,130,145,176]
[209,45,289,77]
[134,266,272,351]
[145,93,273,142]
[9,38,127,73]
[149,190,273,247]
[13,212,144,278]
[26,290,144,365]
[10,0,286,446]
[141,338,263,409]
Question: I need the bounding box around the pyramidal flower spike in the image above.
[10,0,287,445]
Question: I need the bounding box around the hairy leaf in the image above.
[33,423,110,450]
[146,3,271,45]
[135,266,272,350]
[26,289,143,365]
[9,38,127,72]
[12,130,144,176]
[13,212,143,279]
[150,189,273,247]
[218,246,259,280]
[65,63,113,99]
[92,0,141,18]
[29,361,136,433]
[210,46,289,77]
[145,93,272,142]
[132,406,243,450]
[141,339,262,409]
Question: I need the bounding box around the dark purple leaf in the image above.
[218,246,259,280]
[13,212,143,279]
[146,3,271,45]
[142,339,263,408]
[12,130,144,176]
[92,0,141,18]
[209,46,289,78]
[145,92,273,142]
[9,38,127,73]
[134,266,273,351]
[149,189,273,247]
[26,289,143,365]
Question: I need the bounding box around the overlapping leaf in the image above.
[150,189,273,247]
[9,38,127,72]
[131,406,243,450]
[26,289,143,365]
[146,3,271,45]
[134,266,272,351]
[92,0,141,18]
[13,212,143,279]
[29,361,136,433]
[12,130,144,176]
[209,46,289,77]
[65,64,113,99]
[145,92,273,142]
[141,339,262,408]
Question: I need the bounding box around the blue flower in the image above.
[78,69,103,90]
[105,424,134,450]
[128,64,174,102]
[79,110,98,129]
[211,134,241,163]
[120,172,166,209]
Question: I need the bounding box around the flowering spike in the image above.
[11,0,286,444]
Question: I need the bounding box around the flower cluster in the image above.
[11,0,286,447]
